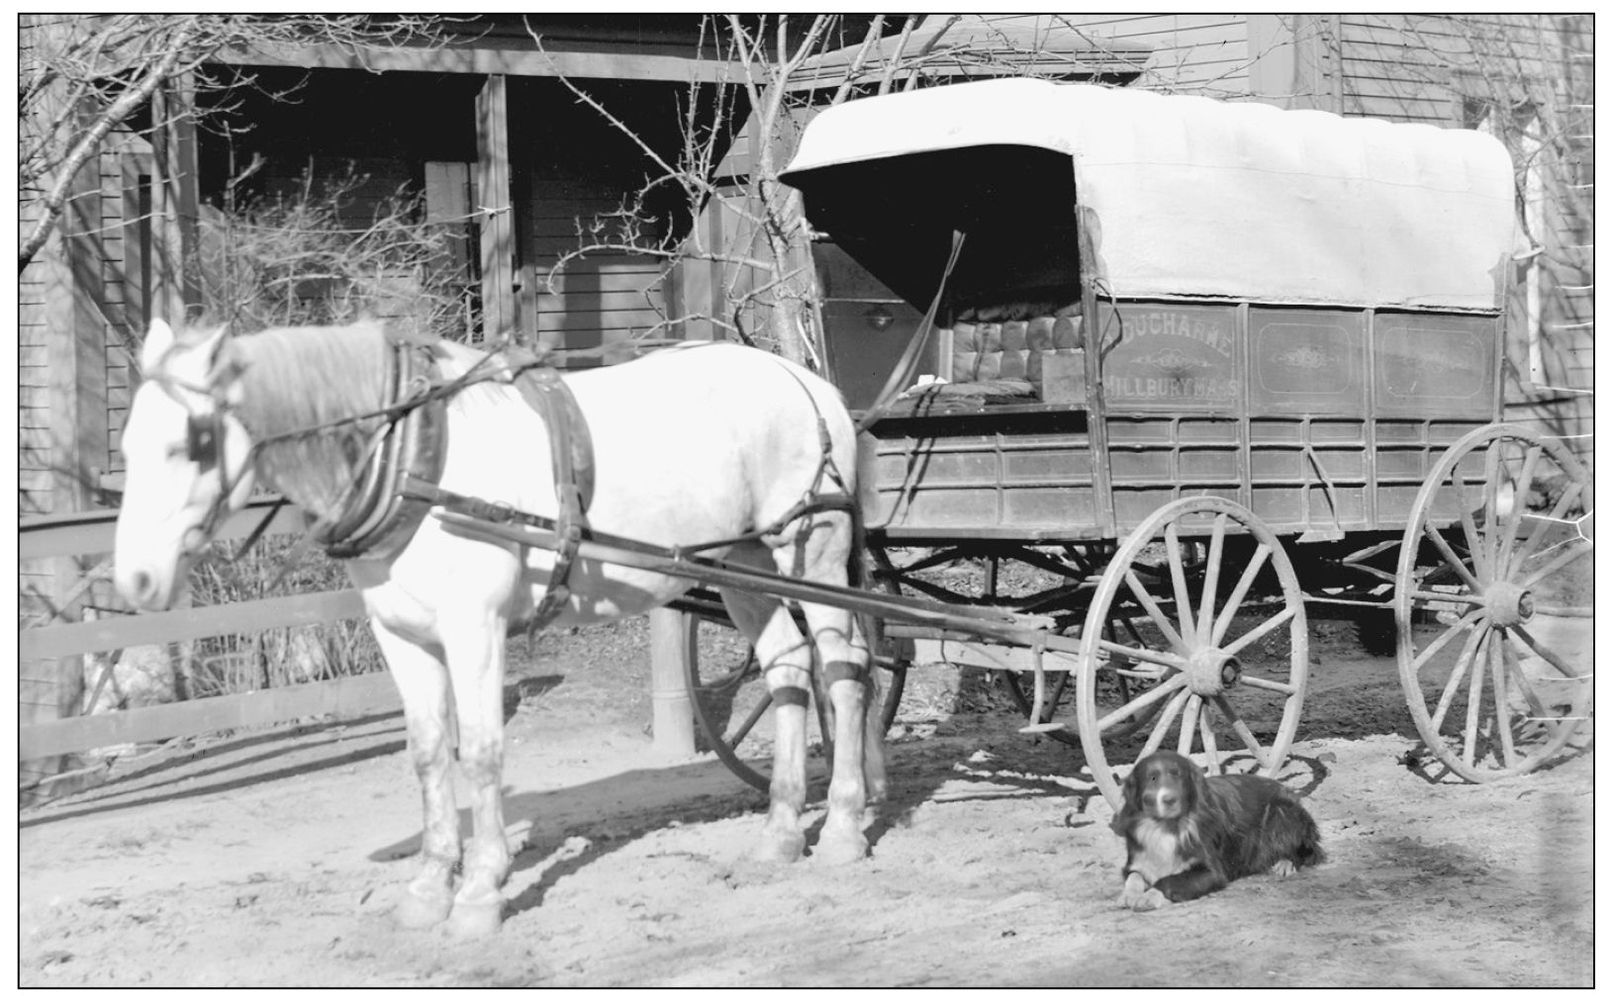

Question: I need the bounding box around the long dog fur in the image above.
[1111,751,1323,910]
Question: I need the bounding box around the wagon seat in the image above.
[946,303,1084,404]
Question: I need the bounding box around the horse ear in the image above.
[141,318,175,371]
[195,323,229,362]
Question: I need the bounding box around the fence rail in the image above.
[20,500,392,764]
[20,497,697,770]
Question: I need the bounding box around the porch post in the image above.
[475,74,516,343]
[648,608,697,756]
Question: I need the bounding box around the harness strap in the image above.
[483,349,595,632]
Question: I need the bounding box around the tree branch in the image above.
[19,18,199,272]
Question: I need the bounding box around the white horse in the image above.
[113,318,885,936]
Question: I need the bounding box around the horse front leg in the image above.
[370,621,459,929]
[439,608,511,937]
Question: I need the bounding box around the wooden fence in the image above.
[19,499,697,770]
[19,499,395,765]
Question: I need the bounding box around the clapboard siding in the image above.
[99,145,133,475]
[525,176,669,363]
[19,214,52,514]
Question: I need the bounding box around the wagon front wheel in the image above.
[685,610,907,793]
[1077,498,1309,812]
[1395,424,1593,781]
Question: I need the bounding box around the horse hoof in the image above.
[751,831,806,864]
[394,882,455,930]
[812,832,869,865]
[445,898,504,938]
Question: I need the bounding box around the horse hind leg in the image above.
[370,622,459,929]
[777,518,876,865]
[720,565,813,865]
[800,598,875,864]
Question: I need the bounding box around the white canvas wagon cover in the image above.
[782,78,1517,312]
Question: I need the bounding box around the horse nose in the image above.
[123,569,156,606]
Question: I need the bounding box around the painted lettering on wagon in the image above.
[1104,308,1239,407]
[1127,309,1235,357]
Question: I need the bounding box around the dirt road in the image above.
[19,617,1593,986]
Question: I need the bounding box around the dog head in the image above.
[1123,751,1203,822]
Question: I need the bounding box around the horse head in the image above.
[114,318,256,611]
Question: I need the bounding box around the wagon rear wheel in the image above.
[1395,424,1593,781]
[1077,498,1309,812]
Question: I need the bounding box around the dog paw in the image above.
[1119,872,1150,907]
[1131,888,1171,911]
[1270,859,1296,878]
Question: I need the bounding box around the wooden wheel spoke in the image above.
[1210,544,1272,646]
[1478,441,1505,577]
[1176,694,1202,756]
[1218,606,1295,660]
[1139,687,1192,759]
[1489,633,1516,763]
[1422,521,1484,593]
[1494,444,1543,574]
[1411,610,1482,675]
[1513,477,1586,570]
[726,692,772,747]
[1198,707,1221,773]
[1408,587,1484,607]
[1096,638,1183,671]
[1504,624,1587,680]
[1429,623,1487,731]
[1238,673,1297,696]
[1210,693,1271,769]
[1451,462,1490,584]
[1499,637,1554,721]
[1123,568,1188,654]
[1196,513,1229,646]
[1516,539,1593,592]
[1461,629,1491,767]
[1164,521,1197,645]
[1098,672,1188,733]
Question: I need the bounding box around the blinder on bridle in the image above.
[185,411,224,470]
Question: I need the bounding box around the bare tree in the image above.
[18,13,449,272]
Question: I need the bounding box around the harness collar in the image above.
[316,335,448,559]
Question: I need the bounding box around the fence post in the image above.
[647,608,696,757]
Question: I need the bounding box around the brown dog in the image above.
[1112,751,1323,910]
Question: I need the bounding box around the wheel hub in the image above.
[1483,580,1534,627]
[1186,648,1241,696]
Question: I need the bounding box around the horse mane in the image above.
[226,321,395,521]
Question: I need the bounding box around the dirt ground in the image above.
[19,614,1594,987]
